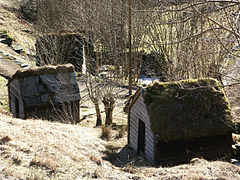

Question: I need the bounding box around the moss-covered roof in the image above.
[142,78,234,142]
[8,64,80,106]
[13,64,75,78]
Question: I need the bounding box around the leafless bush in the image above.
[15,0,37,23]
[34,0,240,125]
[101,126,112,140]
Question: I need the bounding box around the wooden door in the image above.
[138,119,145,156]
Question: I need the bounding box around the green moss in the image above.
[0,29,8,34]
[143,78,234,142]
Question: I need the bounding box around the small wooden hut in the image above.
[7,64,80,123]
[124,78,235,166]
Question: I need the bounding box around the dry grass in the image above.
[0,0,36,80]
[153,158,240,180]
[0,0,240,178]
[1,113,240,179]
[0,76,8,112]
[0,113,140,179]
[0,113,106,179]
[101,126,112,140]
[0,0,35,50]
[233,134,240,144]
[115,125,127,139]
[0,78,239,179]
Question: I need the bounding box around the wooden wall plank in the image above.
[129,92,155,164]
[19,100,24,119]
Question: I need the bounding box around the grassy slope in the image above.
[0,0,35,53]
[0,0,36,112]
[0,113,127,179]
[1,113,240,180]
[0,0,240,179]
[0,76,8,112]
[0,0,36,78]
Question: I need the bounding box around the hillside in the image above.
[1,113,240,180]
[0,0,35,78]
[1,0,240,179]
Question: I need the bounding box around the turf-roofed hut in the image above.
[7,64,80,123]
[124,78,235,166]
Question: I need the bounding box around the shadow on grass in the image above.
[102,144,153,173]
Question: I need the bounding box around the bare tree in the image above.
[82,0,128,126]
[132,1,240,82]
[34,0,129,126]
[33,0,240,125]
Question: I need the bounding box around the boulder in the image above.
[11,44,23,54]
[0,31,13,47]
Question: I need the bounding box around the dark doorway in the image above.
[137,119,145,156]
[15,97,19,118]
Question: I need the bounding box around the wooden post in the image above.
[128,0,132,96]
[127,111,130,145]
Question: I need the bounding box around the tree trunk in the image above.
[128,0,132,96]
[109,97,115,125]
[102,97,115,126]
[94,101,102,127]
[137,52,143,83]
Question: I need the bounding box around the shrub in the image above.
[116,125,127,139]
[101,126,112,140]
[19,0,37,23]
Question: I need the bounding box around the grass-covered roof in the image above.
[13,64,74,78]
[8,64,80,106]
[142,78,234,142]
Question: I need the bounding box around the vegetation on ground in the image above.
[1,113,240,179]
[0,76,8,112]
[1,1,240,179]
